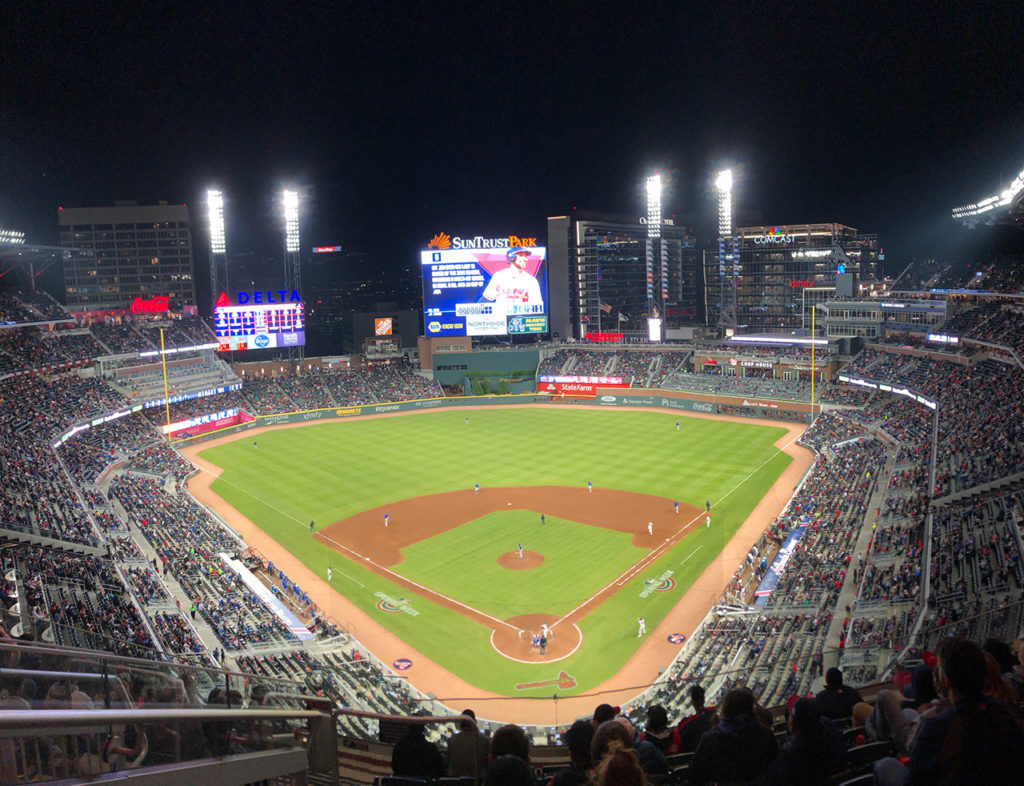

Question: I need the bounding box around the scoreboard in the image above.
[214,301,306,351]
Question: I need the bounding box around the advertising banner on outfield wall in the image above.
[538,381,598,397]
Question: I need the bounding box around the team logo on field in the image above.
[640,569,675,598]
[393,658,413,670]
[374,592,420,617]
[515,671,577,691]
[667,633,687,644]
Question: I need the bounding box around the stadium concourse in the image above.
[3,281,1024,781]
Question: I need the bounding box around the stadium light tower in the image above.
[645,172,665,342]
[715,169,737,334]
[282,188,303,360]
[207,189,228,314]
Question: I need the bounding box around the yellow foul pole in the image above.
[160,328,171,431]
[810,305,816,419]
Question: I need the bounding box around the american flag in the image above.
[599,301,612,314]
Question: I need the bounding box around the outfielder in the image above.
[327,566,332,582]
[637,617,646,637]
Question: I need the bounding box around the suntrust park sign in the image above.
[426,232,537,250]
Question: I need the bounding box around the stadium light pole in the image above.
[282,188,303,361]
[715,169,735,335]
[207,189,228,315]
[646,173,664,342]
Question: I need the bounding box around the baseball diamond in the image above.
[184,405,811,724]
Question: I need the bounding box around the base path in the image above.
[314,486,704,662]
[183,404,813,725]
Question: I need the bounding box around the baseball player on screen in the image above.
[481,248,542,307]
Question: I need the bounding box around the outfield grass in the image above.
[199,407,793,695]
[396,512,647,619]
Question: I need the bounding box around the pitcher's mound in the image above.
[498,550,543,570]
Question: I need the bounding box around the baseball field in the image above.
[189,406,798,702]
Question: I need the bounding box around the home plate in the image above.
[507,502,512,506]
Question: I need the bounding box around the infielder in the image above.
[637,617,646,637]
[587,481,592,493]
[673,500,679,514]
[706,515,711,528]
[474,483,479,495]
[647,521,654,535]
[384,512,389,527]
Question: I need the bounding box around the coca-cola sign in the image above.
[131,295,169,314]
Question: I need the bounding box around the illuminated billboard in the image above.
[213,290,305,352]
[421,246,548,337]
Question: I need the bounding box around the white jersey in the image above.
[482,266,543,306]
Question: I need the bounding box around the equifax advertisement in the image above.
[421,247,548,337]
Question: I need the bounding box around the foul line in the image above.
[315,532,521,633]
[554,438,799,629]
[679,545,704,567]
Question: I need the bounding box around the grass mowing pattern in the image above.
[199,408,793,695]
[396,512,647,619]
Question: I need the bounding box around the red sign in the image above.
[131,295,169,314]
[539,381,597,397]
[788,280,814,289]
[584,331,623,343]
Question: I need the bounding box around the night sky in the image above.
[2,2,1023,285]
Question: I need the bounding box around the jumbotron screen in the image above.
[420,247,548,337]
[213,301,306,352]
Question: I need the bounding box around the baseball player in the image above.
[482,247,543,306]
[540,513,546,525]
[706,500,711,512]
[675,421,679,431]
[327,566,332,582]
[309,520,315,533]
[518,542,524,559]
[253,440,258,449]
[637,617,646,637]
[673,500,679,514]
[384,512,389,527]
[587,481,592,493]
[647,521,654,535]
[706,515,711,528]
[541,622,548,638]
[474,482,479,495]
[464,416,468,424]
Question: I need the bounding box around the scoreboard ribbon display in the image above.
[214,300,306,352]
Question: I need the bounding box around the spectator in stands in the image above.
[676,685,716,753]
[636,703,679,756]
[392,721,445,778]
[594,746,647,786]
[1,675,31,785]
[688,687,778,786]
[593,702,618,726]
[863,662,944,755]
[814,667,863,719]
[591,720,634,772]
[550,719,594,786]
[489,723,530,763]
[766,697,846,785]
[875,637,1024,785]
[447,708,488,780]
[484,754,534,786]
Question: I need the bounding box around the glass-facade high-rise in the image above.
[58,202,195,311]
[704,222,880,334]
[548,211,699,340]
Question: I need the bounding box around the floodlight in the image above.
[716,169,733,239]
[283,188,300,253]
[646,173,662,239]
[0,229,26,245]
[951,164,1024,220]
[206,189,226,255]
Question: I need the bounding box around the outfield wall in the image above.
[172,388,813,447]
